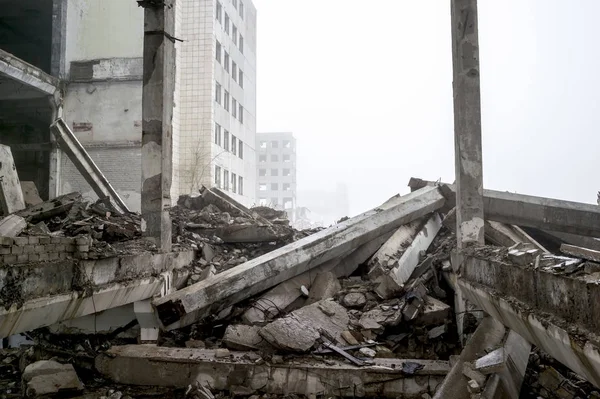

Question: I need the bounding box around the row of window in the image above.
[215,82,244,123]
[216,0,244,22]
[215,2,244,54]
[259,154,292,163]
[259,183,293,191]
[259,140,292,149]
[215,123,244,159]
[258,168,293,177]
[215,41,244,88]
[215,166,244,195]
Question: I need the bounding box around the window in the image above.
[271,154,278,162]
[232,98,237,118]
[259,169,266,177]
[216,1,222,23]
[232,173,237,193]
[215,165,222,188]
[259,198,267,206]
[224,130,230,151]
[232,62,238,82]
[271,198,278,206]
[239,69,243,88]
[232,0,237,9]
[271,183,278,191]
[283,168,291,176]
[259,154,267,162]
[238,176,243,195]
[224,52,230,72]
[283,183,291,191]
[231,135,237,155]
[224,13,230,34]
[259,183,267,191]
[283,154,291,162]
[216,40,221,63]
[283,140,291,148]
[238,139,244,159]
[232,25,238,46]
[214,123,222,146]
[215,82,221,104]
[223,170,230,191]
[271,141,279,148]
[271,169,278,176]
[239,35,244,54]
[239,104,244,123]
[259,141,267,149]
[284,198,293,209]
[239,1,244,19]
[224,91,230,111]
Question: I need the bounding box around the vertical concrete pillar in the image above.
[140,0,176,252]
[450,0,485,344]
[0,145,25,214]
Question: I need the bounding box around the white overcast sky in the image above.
[252,0,600,216]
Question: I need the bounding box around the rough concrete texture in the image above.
[20,181,42,207]
[215,224,290,243]
[23,360,83,397]
[0,145,25,215]
[0,48,60,96]
[259,300,349,352]
[0,215,26,237]
[96,345,449,398]
[368,218,424,277]
[223,324,271,351]
[561,243,600,263]
[415,296,451,326]
[475,348,505,374]
[496,330,531,398]
[154,187,445,330]
[306,272,341,305]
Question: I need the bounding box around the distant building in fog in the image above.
[297,183,350,227]
[255,133,297,217]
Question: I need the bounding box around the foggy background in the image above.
[253,0,600,217]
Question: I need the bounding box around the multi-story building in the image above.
[256,132,297,213]
[0,0,257,210]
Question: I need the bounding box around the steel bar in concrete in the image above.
[560,244,600,263]
[49,118,131,214]
[154,186,446,330]
[0,145,25,214]
[140,0,176,251]
[459,278,600,388]
[410,178,600,238]
[96,345,450,398]
[0,48,60,96]
[433,317,506,399]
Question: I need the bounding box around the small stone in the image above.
[300,285,309,297]
[342,292,367,308]
[341,331,359,346]
[215,348,230,358]
[359,347,376,358]
[467,379,481,394]
[185,340,206,349]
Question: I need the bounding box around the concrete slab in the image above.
[96,345,450,398]
[215,224,290,243]
[0,48,60,97]
[20,181,43,208]
[367,219,424,277]
[155,187,446,330]
[0,145,25,214]
[409,178,600,238]
[0,214,26,237]
[223,324,272,351]
[561,244,600,263]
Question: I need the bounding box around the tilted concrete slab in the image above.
[96,345,449,398]
[0,145,25,214]
[154,186,446,330]
[561,244,600,263]
[409,178,600,238]
[0,48,60,97]
[0,215,26,237]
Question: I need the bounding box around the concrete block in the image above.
[0,246,9,255]
[415,296,452,326]
[20,181,43,207]
[561,244,600,263]
[0,236,13,246]
[367,219,424,277]
[223,324,271,351]
[134,299,159,343]
[306,272,341,305]
[342,292,367,308]
[474,348,505,375]
[11,245,22,255]
[155,187,445,330]
[0,215,26,237]
[215,224,291,243]
[260,300,349,352]
[23,360,83,397]
[0,145,25,214]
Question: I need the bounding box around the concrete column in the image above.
[140,0,176,252]
[451,0,485,247]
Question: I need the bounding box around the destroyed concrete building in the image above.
[1,0,600,398]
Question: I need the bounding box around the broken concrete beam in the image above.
[23,360,83,397]
[223,324,272,351]
[242,232,392,324]
[215,224,290,243]
[154,187,445,330]
[50,119,130,214]
[0,144,25,215]
[373,213,443,299]
[96,345,449,398]
[367,218,425,278]
[458,278,600,388]
[259,300,349,352]
[560,244,600,263]
[305,272,341,305]
[409,178,600,238]
[0,48,60,96]
[432,317,507,399]
[0,214,26,237]
[494,330,531,398]
[20,181,42,208]
[547,230,600,252]
[16,192,82,222]
[475,348,505,375]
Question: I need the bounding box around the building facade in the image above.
[256,132,297,212]
[0,0,257,211]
